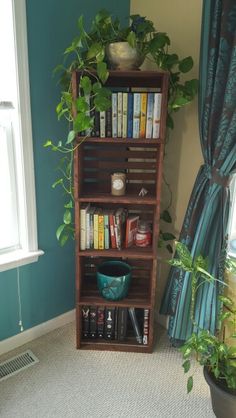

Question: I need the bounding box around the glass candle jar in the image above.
[135,221,152,247]
[111,172,126,196]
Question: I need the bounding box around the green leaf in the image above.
[66,130,76,144]
[179,56,193,73]
[149,32,170,51]
[171,96,191,109]
[182,359,191,373]
[87,42,105,62]
[94,95,111,111]
[56,224,66,241]
[80,76,92,95]
[76,97,89,112]
[97,62,109,84]
[175,242,193,269]
[161,210,172,223]
[219,295,234,308]
[162,232,176,241]
[59,232,69,246]
[187,376,193,393]
[64,200,73,209]
[44,140,52,148]
[127,31,137,48]
[73,112,93,133]
[63,209,72,225]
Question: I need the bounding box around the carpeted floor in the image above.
[0,322,215,418]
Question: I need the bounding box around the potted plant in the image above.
[168,241,236,418]
[44,10,198,246]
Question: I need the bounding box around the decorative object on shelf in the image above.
[135,221,152,247]
[111,172,126,196]
[106,42,144,70]
[96,260,132,301]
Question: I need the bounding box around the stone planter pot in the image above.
[106,42,144,70]
[204,367,236,418]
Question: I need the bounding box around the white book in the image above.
[133,93,141,138]
[152,93,162,139]
[146,93,154,138]
[117,92,123,138]
[112,93,117,138]
[80,203,90,250]
[86,207,95,249]
[100,111,106,138]
[122,92,128,138]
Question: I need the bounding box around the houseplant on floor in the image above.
[45,9,198,247]
[168,241,236,418]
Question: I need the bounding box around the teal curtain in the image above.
[160,0,236,343]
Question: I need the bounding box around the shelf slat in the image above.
[78,194,158,205]
[77,137,163,145]
[79,340,152,353]
[78,247,154,259]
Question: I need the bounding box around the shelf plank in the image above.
[78,194,158,205]
[77,137,163,145]
[78,247,154,259]
[79,340,152,353]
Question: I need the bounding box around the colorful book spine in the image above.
[98,214,104,250]
[94,110,100,137]
[105,307,116,340]
[140,92,147,138]
[81,306,90,338]
[122,92,128,138]
[125,215,139,248]
[109,212,116,249]
[80,203,90,250]
[112,93,117,138]
[117,92,123,137]
[89,306,97,338]
[146,93,154,138]
[152,93,162,138]
[100,111,106,138]
[104,213,110,250]
[127,93,133,138]
[117,307,128,340]
[90,107,96,137]
[133,93,141,138]
[86,209,91,249]
[93,209,99,250]
[143,309,149,345]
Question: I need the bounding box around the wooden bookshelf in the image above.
[73,70,169,353]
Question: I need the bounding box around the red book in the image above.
[125,216,139,248]
[109,212,116,249]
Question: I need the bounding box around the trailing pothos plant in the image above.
[44,9,198,246]
[168,241,236,393]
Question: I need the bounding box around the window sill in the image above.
[0,249,44,272]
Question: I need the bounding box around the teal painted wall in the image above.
[0,0,130,341]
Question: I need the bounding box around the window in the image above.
[228,174,236,258]
[0,0,43,272]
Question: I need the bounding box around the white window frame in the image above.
[228,173,236,260]
[0,0,43,272]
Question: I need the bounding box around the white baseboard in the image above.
[154,309,169,329]
[0,309,75,356]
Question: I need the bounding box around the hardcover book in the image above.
[100,111,106,138]
[105,307,116,340]
[98,213,104,250]
[128,308,142,344]
[133,93,141,138]
[127,93,134,138]
[122,92,128,138]
[97,306,105,338]
[117,307,128,340]
[112,92,118,138]
[89,306,97,338]
[152,93,162,138]
[106,107,112,138]
[143,309,149,345]
[146,92,154,138]
[80,203,90,250]
[81,306,90,338]
[140,92,147,138]
[117,92,123,137]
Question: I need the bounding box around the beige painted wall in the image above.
[130,0,203,309]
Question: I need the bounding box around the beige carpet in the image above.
[0,322,215,418]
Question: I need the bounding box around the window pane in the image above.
[0,108,20,252]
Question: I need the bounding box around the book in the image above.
[117,307,128,341]
[98,213,104,250]
[109,211,116,249]
[146,92,154,138]
[105,307,116,340]
[114,207,127,250]
[133,93,141,138]
[80,203,90,250]
[140,92,147,138]
[94,110,100,137]
[117,92,123,137]
[128,308,142,344]
[125,215,139,248]
[127,93,134,138]
[81,306,90,338]
[143,309,149,345]
[152,92,162,138]
[97,306,105,338]
[100,111,106,138]
[106,107,112,137]
[112,92,118,138]
[89,306,97,338]
[89,206,96,249]
[103,211,110,250]
[122,92,128,138]
[93,208,100,250]
[86,206,95,249]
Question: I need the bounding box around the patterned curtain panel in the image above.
[160,0,236,344]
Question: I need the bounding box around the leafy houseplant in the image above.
[45,10,198,246]
[168,241,236,418]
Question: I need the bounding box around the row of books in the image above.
[87,91,162,139]
[81,306,149,344]
[80,204,141,250]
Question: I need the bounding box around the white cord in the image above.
[17,266,24,332]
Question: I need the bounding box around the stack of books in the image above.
[81,306,150,344]
[88,91,162,139]
[80,205,143,251]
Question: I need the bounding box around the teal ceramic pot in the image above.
[96,261,131,301]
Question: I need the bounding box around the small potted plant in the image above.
[168,241,236,418]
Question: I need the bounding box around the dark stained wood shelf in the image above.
[77,137,163,145]
[78,194,158,205]
[78,246,154,259]
[79,339,152,353]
